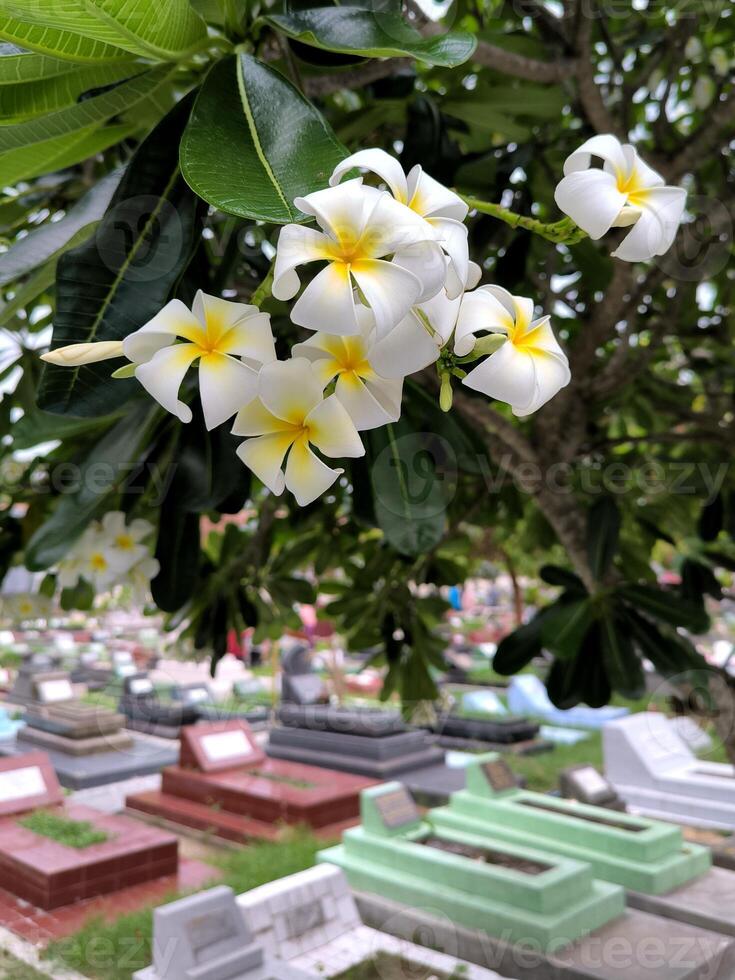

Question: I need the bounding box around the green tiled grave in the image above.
[319,781,624,950]
[431,753,710,895]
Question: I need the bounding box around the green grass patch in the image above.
[45,829,323,980]
[19,810,109,849]
[334,951,464,980]
[0,949,51,980]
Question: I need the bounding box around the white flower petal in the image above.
[462,342,537,411]
[294,179,382,246]
[305,393,365,457]
[285,436,342,506]
[563,134,629,177]
[407,166,468,221]
[369,311,440,378]
[417,290,461,346]
[454,286,515,357]
[334,372,399,430]
[232,398,297,437]
[364,192,437,256]
[392,240,447,304]
[613,186,687,261]
[134,343,200,423]
[272,224,333,301]
[330,148,409,203]
[554,169,628,239]
[123,299,205,363]
[236,432,293,496]
[198,353,259,430]
[514,350,571,416]
[218,312,276,366]
[192,291,259,337]
[466,261,482,290]
[291,262,360,335]
[428,217,469,299]
[259,358,323,424]
[350,259,422,338]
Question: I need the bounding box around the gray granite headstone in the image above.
[134,885,315,980]
[560,764,626,810]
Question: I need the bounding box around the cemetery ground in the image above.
[23,686,726,980]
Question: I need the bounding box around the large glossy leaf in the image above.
[0,0,207,61]
[0,44,80,82]
[587,496,621,582]
[0,169,121,285]
[540,597,593,660]
[265,8,476,67]
[12,408,122,450]
[0,67,173,156]
[618,582,710,634]
[38,94,203,417]
[600,610,645,699]
[0,15,131,62]
[0,122,131,187]
[180,55,346,223]
[368,421,446,556]
[623,606,705,677]
[24,399,161,569]
[0,61,143,122]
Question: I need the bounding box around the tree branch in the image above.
[574,13,626,139]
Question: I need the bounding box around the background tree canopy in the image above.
[0,1,732,746]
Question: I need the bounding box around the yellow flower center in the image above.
[115,533,135,550]
[90,553,108,572]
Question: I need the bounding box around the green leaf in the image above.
[264,8,476,67]
[0,261,55,327]
[12,408,121,450]
[0,16,132,62]
[152,507,201,612]
[0,67,173,156]
[60,578,95,611]
[442,102,531,142]
[539,564,587,594]
[0,0,207,61]
[0,121,132,187]
[0,44,85,83]
[368,421,446,556]
[540,598,594,660]
[617,583,710,634]
[24,399,161,569]
[600,610,645,699]
[180,55,346,223]
[0,61,144,122]
[38,94,204,417]
[0,169,121,285]
[698,493,723,542]
[492,612,548,675]
[622,606,705,677]
[586,496,621,582]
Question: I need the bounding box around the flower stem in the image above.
[251,262,275,308]
[459,195,588,245]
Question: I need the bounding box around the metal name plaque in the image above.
[37,678,74,703]
[375,788,419,829]
[482,759,516,792]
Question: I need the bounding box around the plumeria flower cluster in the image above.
[56,512,159,596]
[42,138,685,508]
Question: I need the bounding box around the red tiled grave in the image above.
[0,751,180,909]
[0,857,217,945]
[126,720,375,842]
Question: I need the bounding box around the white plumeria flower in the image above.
[330,148,479,299]
[554,134,686,262]
[99,512,153,573]
[458,286,570,416]
[42,292,276,431]
[58,527,123,591]
[273,179,446,339]
[233,358,364,506]
[291,305,434,430]
[127,555,161,601]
